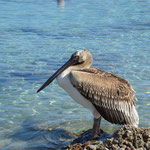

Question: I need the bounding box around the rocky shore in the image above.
[63,125,150,150]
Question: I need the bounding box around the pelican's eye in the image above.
[73,55,79,62]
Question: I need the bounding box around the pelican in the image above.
[37,49,139,138]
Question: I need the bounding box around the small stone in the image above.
[112,144,120,149]
[96,141,103,145]
[133,134,144,148]
[103,148,109,150]
[120,145,127,149]
[136,148,144,150]
[113,139,119,144]
[127,142,133,147]
[144,143,150,149]
[106,138,113,144]
[123,130,132,138]
[125,147,131,150]
[84,142,90,146]
[86,145,96,150]
[123,140,128,145]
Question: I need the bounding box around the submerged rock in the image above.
[63,125,150,150]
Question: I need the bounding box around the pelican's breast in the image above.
[56,67,71,89]
[56,68,100,118]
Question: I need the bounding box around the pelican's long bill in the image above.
[37,59,74,93]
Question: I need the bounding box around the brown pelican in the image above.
[37,49,139,138]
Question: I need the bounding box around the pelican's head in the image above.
[37,49,92,93]
[70,49,92,67]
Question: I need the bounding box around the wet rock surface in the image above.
[63,125,150,150]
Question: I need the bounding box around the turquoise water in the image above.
[0,0,150,149]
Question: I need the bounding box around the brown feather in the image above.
[69,67,139,126]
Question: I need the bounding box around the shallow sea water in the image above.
[0,0,150,149]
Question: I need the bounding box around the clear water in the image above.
[0,0,150,149]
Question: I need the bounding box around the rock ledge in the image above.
[64,125,150,150]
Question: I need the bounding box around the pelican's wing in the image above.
[70,67,139,126]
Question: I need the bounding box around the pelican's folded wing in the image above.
[69,67,139,126]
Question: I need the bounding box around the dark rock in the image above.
[63,125,150,150]
[86,145,96,150]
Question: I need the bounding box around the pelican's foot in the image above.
[91,128,102,140]
[91,134,100,140]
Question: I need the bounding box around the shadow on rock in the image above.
[72,129,111,144]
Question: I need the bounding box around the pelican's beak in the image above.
[37,59,74,93]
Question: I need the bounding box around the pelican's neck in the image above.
[56,67,72,90]
[56,65,86,89]
[58,66,72,79]
[56,62,92,89]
